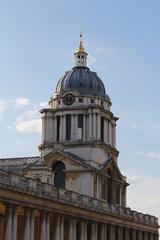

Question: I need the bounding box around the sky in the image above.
[0,0,160,220]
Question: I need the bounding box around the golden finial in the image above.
[76,32,85,53]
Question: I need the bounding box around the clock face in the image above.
[63,93,75,106]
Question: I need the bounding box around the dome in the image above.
[55,67,107,98]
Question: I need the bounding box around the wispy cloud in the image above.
[0,100,8,115]
[132,121,160,130]
[13,98,30,106]
[135,150,160,160]
[98,58,120,71]
[125,171,160,218]
[95,47,115,54]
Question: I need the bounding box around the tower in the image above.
[39,34,127,206]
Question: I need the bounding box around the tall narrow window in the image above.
[107,169,112,204]
[101,176,107,200]
[116,184,120,205]
[101,117,104,142]
[56,116,60,141]
[78,114,83,140]
[66,114,71,141]
[52,161,65,189]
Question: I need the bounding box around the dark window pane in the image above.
[52,161,65,189]
[101,117,104,142]
[66,115,71,141]
[56,116,60,141]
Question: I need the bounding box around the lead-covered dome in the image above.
[54,34,109,100]
[55,66,107,98]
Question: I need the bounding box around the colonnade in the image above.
[42,111,116,146]
[0,204,158,240]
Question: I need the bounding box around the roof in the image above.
[55,66,109,99]
[0,156,43,171]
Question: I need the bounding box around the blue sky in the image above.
[0,0,160,218]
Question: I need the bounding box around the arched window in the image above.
[107,169,113,204]
[52,161,65,189]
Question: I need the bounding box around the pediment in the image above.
[98,157,124,182]
[44,149,94,171]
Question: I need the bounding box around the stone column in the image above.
[5,205,13,240]
[144,232,148,240]
[30,210,35,240]
[60,115,63,141]
[131,229,137,240]
[88,112,92,140]
[54,116,57,141]
[62,115,66,141]
[124,228,130,240]
[12,207,17,240]
[93,113,96,140]
[24,208,31,240]
[109,122,112,146]
[80,220,87,240]
[71,115,75,141]
[100,224,107,240]
[46,213,50,240]
[110,225,116,240]
[83,114,86,141]
[113,123,116,147]
[116,226,123,240]
[91,222,97,240]
[97,113,101,141]
[55,215,61,240]
[69,218,76,240]
[40,211,47,240]
[60,215,64,240]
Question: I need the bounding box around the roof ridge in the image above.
[0,156,40,160]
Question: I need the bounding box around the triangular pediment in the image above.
[44,149,94,171]
[98,157,124,181]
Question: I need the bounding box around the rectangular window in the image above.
[78,114,83,140]
[79,98,83,103]
[66,115,71,141]
[101,117,104,142]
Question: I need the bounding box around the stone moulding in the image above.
[0,170,158,227]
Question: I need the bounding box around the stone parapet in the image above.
[0,170,158,227]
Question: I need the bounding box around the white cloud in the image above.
[0,100,7,115]
[40,101,49,108]
[135,150,160,160]
[16,119,41,133]
[127,173,160,219]
[14,98,30,106]
[15,110,41,133]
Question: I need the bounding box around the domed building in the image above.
[0,35,158,240]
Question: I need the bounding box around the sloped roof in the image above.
[44,149,95,170]
[0,156,43,171]
[98,157,123,180]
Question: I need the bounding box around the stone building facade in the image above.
[0,34,159,240]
